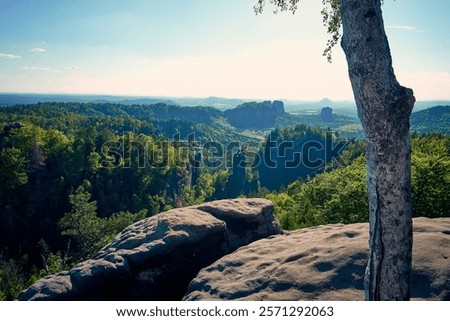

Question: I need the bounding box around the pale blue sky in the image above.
[0,0,449,100]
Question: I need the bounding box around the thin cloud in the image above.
[0,53,21,59]
[23,66,58,72]
[64,66,80,71]
[385,25,417,31]
[31,48,46,53]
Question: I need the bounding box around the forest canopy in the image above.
[0,102,449,300]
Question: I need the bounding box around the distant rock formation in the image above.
[184,217,450,301]
[320,106,334,122]
[224,100,285,129]
[19,199,281,301]
[272,100,285,115]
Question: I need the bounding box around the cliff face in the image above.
[320,106,334,122]
[224,100,285,129]
[19,199,281,301]
[19,199,450,301]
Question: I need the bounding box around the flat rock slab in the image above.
[19,198,281,301]
[184,217,450,301]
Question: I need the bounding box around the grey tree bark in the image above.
[340,0,415,300]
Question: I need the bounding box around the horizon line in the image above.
[1,92,450,104]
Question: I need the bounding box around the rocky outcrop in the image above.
[184,217,450,301]
[224,101,285,129]
[19,198,281,301]
[272,100,285,115]
[19,198,450,302]
[320,106,334,122]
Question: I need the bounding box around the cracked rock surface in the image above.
[184,217,450,301]
[19,198,281,301]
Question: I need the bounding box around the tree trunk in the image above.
[340,0,415,300]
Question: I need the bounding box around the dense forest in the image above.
[0,102,449,300]
[410,106,450,134]
[264,133,450,229]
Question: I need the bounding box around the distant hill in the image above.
[0,93,176,106]
[284,98,450,114]
[411,106,450,134]
[289,105,450,137]
[284,98,357,113]
[100,98,177,105]
[171,96,246,110]
[413,101,450,111]
[0,93,245,110]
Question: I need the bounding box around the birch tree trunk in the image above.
[340,0,415,300]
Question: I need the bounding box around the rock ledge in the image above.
[19,198,281,301]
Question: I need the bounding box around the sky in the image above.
[0,0,449,101]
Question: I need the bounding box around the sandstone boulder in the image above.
[184,217,450,301]
[19,198,281,301]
